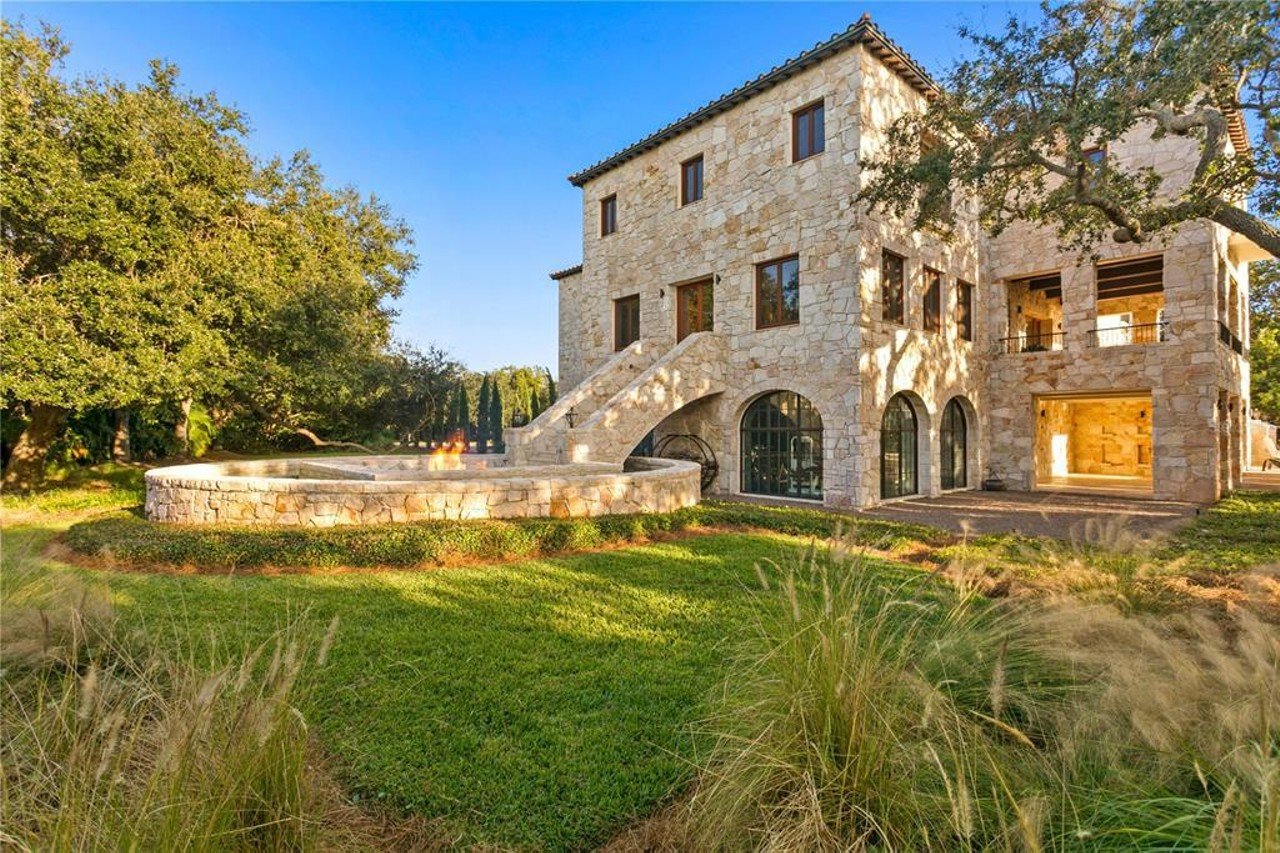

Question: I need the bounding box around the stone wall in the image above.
[144,456,701,526]
[1068,400,1152,477]
[555,28,1253,507]
[559,42,986,508]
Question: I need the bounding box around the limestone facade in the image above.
[530,18,1257,507]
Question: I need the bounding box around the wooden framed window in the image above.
[956,280,974,341]
[881,250,905,325]
[613,294,639,350]
[792,101,825,162]
[676,278,714,342]
[756,255,800,329]
[680,155,704,206]
[923,268,943,333]
[600,194,617,236]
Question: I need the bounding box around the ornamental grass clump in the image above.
[686,539,1063,851]
[686,532,1280,851]
[0,551,340,851]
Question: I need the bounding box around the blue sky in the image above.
[9,2,1036,373]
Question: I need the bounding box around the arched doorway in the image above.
[740,391,823,499]
[881,394,918,499]
[940,398,969,490]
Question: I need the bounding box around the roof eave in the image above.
[566,17,938,188]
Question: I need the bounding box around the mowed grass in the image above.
[58,531,815,849]
[7,465,1280,848]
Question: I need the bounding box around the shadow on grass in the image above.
[96,533,910,850]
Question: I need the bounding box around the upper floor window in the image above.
[792,101,825,162]
[956,280,974,341]
[881,250,905,325]
[681,155,704,206]
[600,194,618,236]
[923,268,943,333]
[614,294,640,350]
[1082,146,1107,166]
[756,255,800,329]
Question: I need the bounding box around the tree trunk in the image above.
[1209,203,1280,258]
[2,404,68,493]
[174,398,192,455]
[112,408,131,463]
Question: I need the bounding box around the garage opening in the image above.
[1034,393,1153,496]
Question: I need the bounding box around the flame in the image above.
[427,430,468,471]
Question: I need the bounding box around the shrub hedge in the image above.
[63,500,948,571]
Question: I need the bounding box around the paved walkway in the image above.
[725,489,1201,541]
[1242,470,1280,492]
[856,490,1199,540]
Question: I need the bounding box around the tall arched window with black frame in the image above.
[881,394,918,499]
[740,391,823,499]
[940,398,968,490]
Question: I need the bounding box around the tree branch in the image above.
[292,427,375,454]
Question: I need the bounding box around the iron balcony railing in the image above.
[1087,321,1168,347]
[1218,321,1245,355]
[997,331,1066,355]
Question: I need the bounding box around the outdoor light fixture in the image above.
[566,406,579,428]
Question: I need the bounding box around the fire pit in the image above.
[143,454,701,526]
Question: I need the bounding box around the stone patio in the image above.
[857,490,1200,540]
[727,488,1202,541]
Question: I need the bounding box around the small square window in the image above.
[681,155,704,206]
[600,194,617,236]
[792,101,825,162]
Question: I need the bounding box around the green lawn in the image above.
[38,528,816,849]
[6,466,1279,849]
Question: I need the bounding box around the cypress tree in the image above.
[461,382,472,447]
[490,382,505,453]
[477,374,492,452]
[546,369,557,405]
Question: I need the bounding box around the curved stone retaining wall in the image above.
[144,455,701,526]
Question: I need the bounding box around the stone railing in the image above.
[566,332,728,463]
[504,340,660,464]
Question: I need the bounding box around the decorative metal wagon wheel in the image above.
[653,433,719,493]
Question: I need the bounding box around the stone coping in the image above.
[145,456,663,493]
[144,455,703,525]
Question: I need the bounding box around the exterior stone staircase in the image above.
[505,332,727,465]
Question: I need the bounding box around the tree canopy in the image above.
[0,21,420,487]
[858,0,1280,256]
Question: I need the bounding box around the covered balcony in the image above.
[999,272,1064,354]
[1088,255,1166,348]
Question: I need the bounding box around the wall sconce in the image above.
[565,406,579,428]
[1139,409,1146,418]
[1040,408,1047,418]
[659,288,665,298]
[714,273,721,284]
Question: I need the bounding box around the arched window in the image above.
[741,391,823,499]
[881,394,918,499]
[940,398,968,490]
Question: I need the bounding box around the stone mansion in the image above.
[506,16,1264,508]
